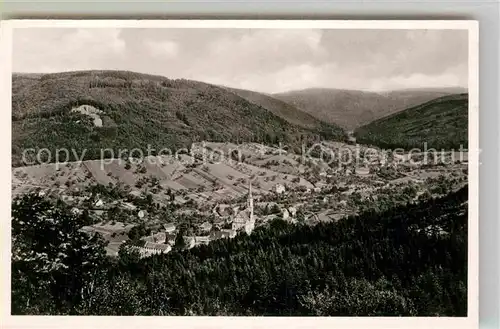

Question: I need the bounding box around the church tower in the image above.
[244,181,255,235]
[247,181,253,214]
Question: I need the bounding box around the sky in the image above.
[13,28,468,94]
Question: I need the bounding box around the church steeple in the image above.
[247,181,253,210]
[244,180,255,235]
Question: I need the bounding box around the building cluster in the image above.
[129,183,257,258]
[211,181,257,236]
[229,182,255,235]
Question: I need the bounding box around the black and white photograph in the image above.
[2,20,478,325]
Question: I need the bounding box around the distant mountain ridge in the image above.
[273,87,467,130]
[224,86,337,131]
[379,87,468,94]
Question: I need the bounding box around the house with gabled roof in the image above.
[199,221,213,232]
[183,236,196,249]
[129,242,172,258]
[195,236,210,246]
[210,229,236,240]
[143,232,166,244]
[165,232,177,245]
[163,222,176,233]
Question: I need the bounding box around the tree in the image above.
[127,223,150,243]
[299,278,416,316]
[296,211,306,223]
[9,185,468,316]
[270,204,281,215]
[11,193,108,314]
[80,209,93,226]
[174,231,186,251]
[118,243,142,272]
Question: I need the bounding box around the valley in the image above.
[10,67,470,316]
[12,140,468,258]
[273,87,466,130]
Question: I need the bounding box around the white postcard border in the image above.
[0,19,479,329]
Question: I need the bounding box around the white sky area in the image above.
[13,28,468,93]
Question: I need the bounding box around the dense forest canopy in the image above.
[12,71,345,167]
[12,186,468,316]
[354,94,468,150]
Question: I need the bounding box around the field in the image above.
[13,140,468,226]
[12,142,319,204]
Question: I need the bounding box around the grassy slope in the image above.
[354,94,468,150]
[273,88,464,130]
[12,70,345,166]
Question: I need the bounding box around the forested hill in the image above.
[12,71,345,166]
[12,185,468,316]
[354,93,468,150]
[225,86,338,131]
[273,87,464,130]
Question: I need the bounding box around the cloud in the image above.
[12,28,469,93]
[201,62,339,93]
[180,29,327,81]
[13,28,125,72]
[369,73,464,92]
[144,40,179,58]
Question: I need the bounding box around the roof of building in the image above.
[105,242,121,256]
[143,232,167,243]
[122,202,137,210]
[211,229,236,240]
[213,204,233,216]
[199,221,213,230]
[210,231,223,239]
[143,242,171,251]
[183,236,195,243]
[129,190,142,197]
[166,232,177,239]
[80,226,96,233]
[91,209,105,216]
[164,223,176,230]
[234,209,251,222]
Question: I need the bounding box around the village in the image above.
[12,140,469,258]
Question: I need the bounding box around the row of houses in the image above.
[132,242,172,258]
[132,230,238,258]
[132,221,238,257]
